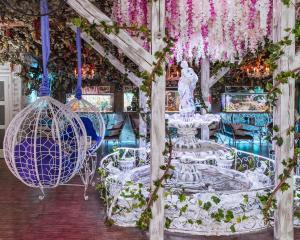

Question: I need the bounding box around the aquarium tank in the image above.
[221,92,269,113]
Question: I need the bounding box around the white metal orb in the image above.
[3,96,88,189]
[67,98,105,155]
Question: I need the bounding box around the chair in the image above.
[222,123,254,147]
[104,121,125,152]
[209,121,221,142]
[106,121,124,131]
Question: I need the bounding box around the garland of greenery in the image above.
[90,1,300,231]
[2,0,300,233]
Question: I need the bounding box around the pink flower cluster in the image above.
[112,0,272,63]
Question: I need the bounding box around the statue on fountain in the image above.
[178,61,199,119]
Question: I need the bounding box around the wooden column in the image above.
[139,91,147,148]
[114,88,124,114]
[150,0,165,239]
[201,58,210,140]
[201,58,211,112]
[273,1,295,239]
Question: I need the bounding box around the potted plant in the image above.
[116,149,136,171]
[216,150,235,169]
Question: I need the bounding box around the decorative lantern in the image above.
[3,96,87,198]
[3,0,88,199]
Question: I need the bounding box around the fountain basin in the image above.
[99,148,274,235]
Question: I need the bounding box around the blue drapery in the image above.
[39,0,51,96]
[75,28,82,100]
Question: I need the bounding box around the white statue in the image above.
[178,61,199,118]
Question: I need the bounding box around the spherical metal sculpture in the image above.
[67,98,105,155]
[3,96,88,198]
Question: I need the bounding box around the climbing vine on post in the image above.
[78,0,300,232]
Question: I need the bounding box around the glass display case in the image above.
[221,92,269,113]
[166,90,180,112]
[67,94,114,112]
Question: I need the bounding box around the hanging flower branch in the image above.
[113,0,273,63]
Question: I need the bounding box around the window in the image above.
[124,92,138,112]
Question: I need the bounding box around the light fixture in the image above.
[74,64,95,80]
[240,56,271,79]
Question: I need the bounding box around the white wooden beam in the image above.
[201,58,211,112]
[69,24,142,87]
[201,58,211,140]
[149,0,165,239]
[209,67,230,88]
[67,0,155,72]
[291,52,300,72]
[273,1,295,239]
[139,91,147,148]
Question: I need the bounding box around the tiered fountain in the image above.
[99,61,274,235]
[166,61,236,188]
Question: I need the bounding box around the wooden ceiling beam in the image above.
[67,0,154,72]
[69,24,142,87]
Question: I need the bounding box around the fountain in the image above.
[99,62,275,235]
[166,61,235,187]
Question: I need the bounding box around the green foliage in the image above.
[203,201,212,211]
[211,195,221,205]
[230,224,236,233]
[94,0,299,232]
[136,208,152,230]
[281,0,291,6]
[179,193,187,202]
[165,217,172,229]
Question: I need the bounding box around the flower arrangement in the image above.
[113,0,272,63]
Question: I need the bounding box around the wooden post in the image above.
[201,58,210,140]
[201,58,211,112]
[139,91,147,148]
[273,1,295,239]
[150,0,165,239]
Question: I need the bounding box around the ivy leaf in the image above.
[187,219,194,224]
[211,196,221,205]
[225,210,234,222]
[243,195,249,204]
[230,224,236,233]
[203,201,212,211]
[273,125,279,132]
[72,18,82,27]
[280,182,290,192]
[295,212,300,220]
[196,219,202,225]
[281,0,291,6]
[179,193,187,202]
[266,82,273,91]
[179,204,188,216]
[284,27,291,32]
[165,217,172,229]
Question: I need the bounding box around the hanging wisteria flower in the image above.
[112,0,272,63]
